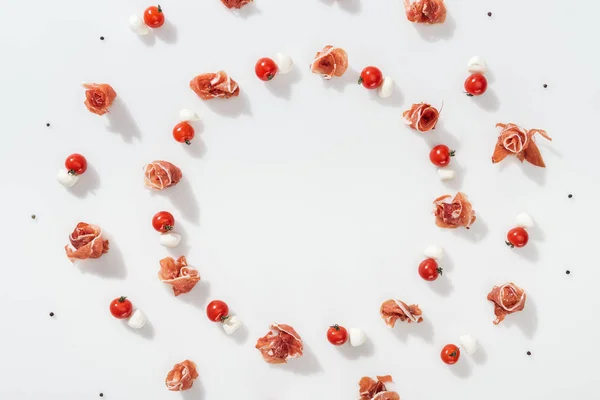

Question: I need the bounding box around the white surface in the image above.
[0,0,599,399]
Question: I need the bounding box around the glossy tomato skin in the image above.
[327,324,348,346]
[429,145,454,167]
[506,227,529,248]
[464,73,488,96]
[418,258,442,281]
[152,211,175,233]
[206,300,229,322]
[441,344,460,365]
[65,154,88,175]
[255,58,278,81]
[144,5,165,28]
[358,66,383,89]
[110,296,133,319]
[173,122,195,145]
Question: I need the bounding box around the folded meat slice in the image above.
[380,299,423,327]
[221,0,253,8]
[433,192,476,229]
[487,283,526,325]
[255,323,303,364]
[143,161,182,190]
[402,103,440,132]
[158,256,200,296]
[165,360,198,391]
[359,375,400,400]
[64,222,109,262]
[310,45,349,79]
[189,71,240,100]
[404,0,446,24]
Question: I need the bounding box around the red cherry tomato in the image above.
[144,5,165,28]
[358,66,383,89]
[464,73,488,96]
[429,145,454,167]
[255,58,278,81]
[418,258,442,281]
[506,227,529,248]
[152,211,175,233]
[110,296,133,319]
[326,324,348,346]
[65,154,87,175]
[173,122,195,145]
[441,344,460,365]
[206,300,229,322]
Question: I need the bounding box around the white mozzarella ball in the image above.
[57,169,79,188]
[468,56,488,74]
[159,232,181,248]
[515,212,535,228]
[127,309,147,329]
[438,168,456,181]
[349,328,367,347]
[129,15,149,35]
[274,53,293,74]
[423,245,444,261]
[459,334,478,355]
[222,316,242,335]
[179,108,200,122]
[377,77,394,98]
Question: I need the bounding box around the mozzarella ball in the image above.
[57,169,79,188]
[129,15,149,35]
[349,328,367,347]
[127,309,147,329]
[274,53,293,74]
[377,77,394,98]
[159,232,182,248]
[179,108,200,122]
[222,316,242,335]
[438,168,456,181]
[459,334,478,355]
[423,245,444,261]
[468,56,488,74]
[515,212,535,228]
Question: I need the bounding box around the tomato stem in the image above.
[505,241,514,248]
[267,74,274,81]
[68,169,77,176]
[437,267,443,276]
[450,150,455,157]
[220,315,229,323]
[357,77,363,85]
[164,224,173,231]
[466,93,474,97]
[157,4,162,12]
[331,324,340,331]
[449,351,457,357]
[118,296,127,302]
[185,140,191,145]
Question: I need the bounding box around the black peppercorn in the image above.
[49,312,54,317]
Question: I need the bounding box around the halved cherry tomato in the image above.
[173,122,195,145]
[418,258,442,281]
[255,58,278,81]
[206,300,229,322]
[429,145,454,167]
[110,296,133,319]
[144,5,165,28]
[152,211,175,233]
[65,154,87,175]
[327,324,348,346]
[441,344,460,365]
[464,73,487,96]
[358,66,383,89]
[506,227,529,248]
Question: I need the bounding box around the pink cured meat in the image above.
[189,71,240,100]
[143,161,182,190]
[433,192,476,229]
[158,256,200,296]
[404,0,446,24]
[487,282,526,325]
[221,0,253,9]
[165,360,199,391]
[65,222,109,262]
[359,375,400,400]
[380,299,423,327]
[255,323,303,364]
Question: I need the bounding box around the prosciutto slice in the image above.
[221,0,252,8]
[82,83,117,115]
[64,222,109,262]
[165,360,198,391]
[402,103,440,132]
[403,0,446,24]
[255,323,303,364]
[487,283,526,325]
[433,192,476,229]
[310,45,349,79]
[492,123,552,168]
[158,256,200,296]
[380,299,423,327]
[190,71,240,100]
[359,375,400,400]
[143,161,182,190]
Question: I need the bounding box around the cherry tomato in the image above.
[429,145,454,167]
[506,227,529,248]
[65,154,87,175]
[173,122,195,145]
[110,296,133,319]
[418,258,442,281]
[144,5,165,29]
[206,300,229,322]
[441,344,460,365]
[255,58,278,81]
[152,211,175,233]
[327,324,348,346]
[358,66,383,89]
[464,73,488,96]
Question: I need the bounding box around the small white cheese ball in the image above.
[274,53,293,74]
[349,328,367,347]
[467,56,487,74]
[129,15,149,35]
[515,212,535,228]
[179,108,200,122]
[57,169,79,188]
[459,334,478,355]
[159,232,181,248]
[438,168,456,181]
[377,77,394,98]
[127,309,147,329]
[222,316,242,335]
[424,245,444,261]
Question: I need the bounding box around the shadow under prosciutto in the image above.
[276,343,323,375]
[76,238,127,279]
[413,12,456,41]
[390,316,434,343]
[105,98,142,143]
[319,0,361,14]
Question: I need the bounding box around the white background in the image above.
[1,0,599,399]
